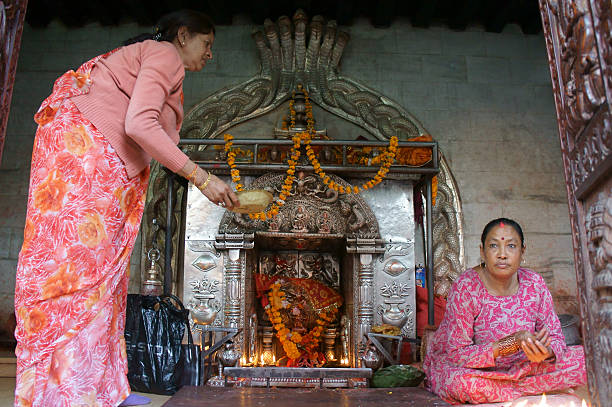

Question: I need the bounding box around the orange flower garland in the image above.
[223,85,400,219]
[304,134,398,194]
[264,282,338,361]
[224,134,244,192]
[298,88,399,193]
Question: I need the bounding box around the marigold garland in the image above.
[223,85,400,219]
[264,282,337,361]
[224,134,245,192]
[226,133,302,221]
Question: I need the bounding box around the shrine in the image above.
[140,10,462,388]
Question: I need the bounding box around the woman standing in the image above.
[423,218,586,404]
[14,10,239,406]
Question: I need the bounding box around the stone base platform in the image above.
[208,376,369,388]
[214,367,371,388]
[162,387,451,407]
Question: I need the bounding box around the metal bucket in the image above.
[559,314,581,346]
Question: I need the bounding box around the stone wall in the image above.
[0,17,578,339]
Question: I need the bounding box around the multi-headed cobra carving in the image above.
[179,9,423,144]
[143,9,464,297]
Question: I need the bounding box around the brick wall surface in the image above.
[0,19,578,331]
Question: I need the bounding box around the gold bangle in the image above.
[497,335,520,357]
[197,171,212,192]
[185,166,198,183]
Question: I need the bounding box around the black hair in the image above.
[123,9,215,46]
[480,218,525,248]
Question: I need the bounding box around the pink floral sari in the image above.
[14,51,149,407]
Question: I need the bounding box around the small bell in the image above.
[142,248,163,296]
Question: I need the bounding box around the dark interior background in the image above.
[25,0,543,34]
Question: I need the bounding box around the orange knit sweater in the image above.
[72,40,189,178]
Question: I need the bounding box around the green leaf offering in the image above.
[371,364,426,388]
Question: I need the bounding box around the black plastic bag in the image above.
[175,319,201,387]
[124,294,191,395]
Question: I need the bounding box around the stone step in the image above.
[0,351,16,378]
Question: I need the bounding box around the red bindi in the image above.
[501,237,504,240]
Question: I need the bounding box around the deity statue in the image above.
[318,211,332,234]
[249,311,258,363]
[292,205,309,232]
[321,256,338,288]
[340,314,351,361]
[268,213,281,232]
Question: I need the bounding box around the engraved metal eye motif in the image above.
[192,254,216,272]
[383,259,407,277]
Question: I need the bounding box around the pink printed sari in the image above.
[14,51,149,407]
[423,268,586,405]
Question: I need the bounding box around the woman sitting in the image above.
[423,218,586,404]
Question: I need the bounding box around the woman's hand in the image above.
[179,162,240,209]
[513,330,534,344]
[198,173,240,209]
[493,329,554,360]
[518,328,554,363]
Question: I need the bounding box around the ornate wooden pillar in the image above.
[0,0,28,162]
[539,1,612,406]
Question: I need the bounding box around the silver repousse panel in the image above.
[184,185,232,329]
[373,244,416,338]
[185,181,230,241]
[356,180,415,245]
[183,240,225,328]
[184,184,226,329]
[354,180,416,338]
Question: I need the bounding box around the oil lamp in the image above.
[261,350,275,366]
